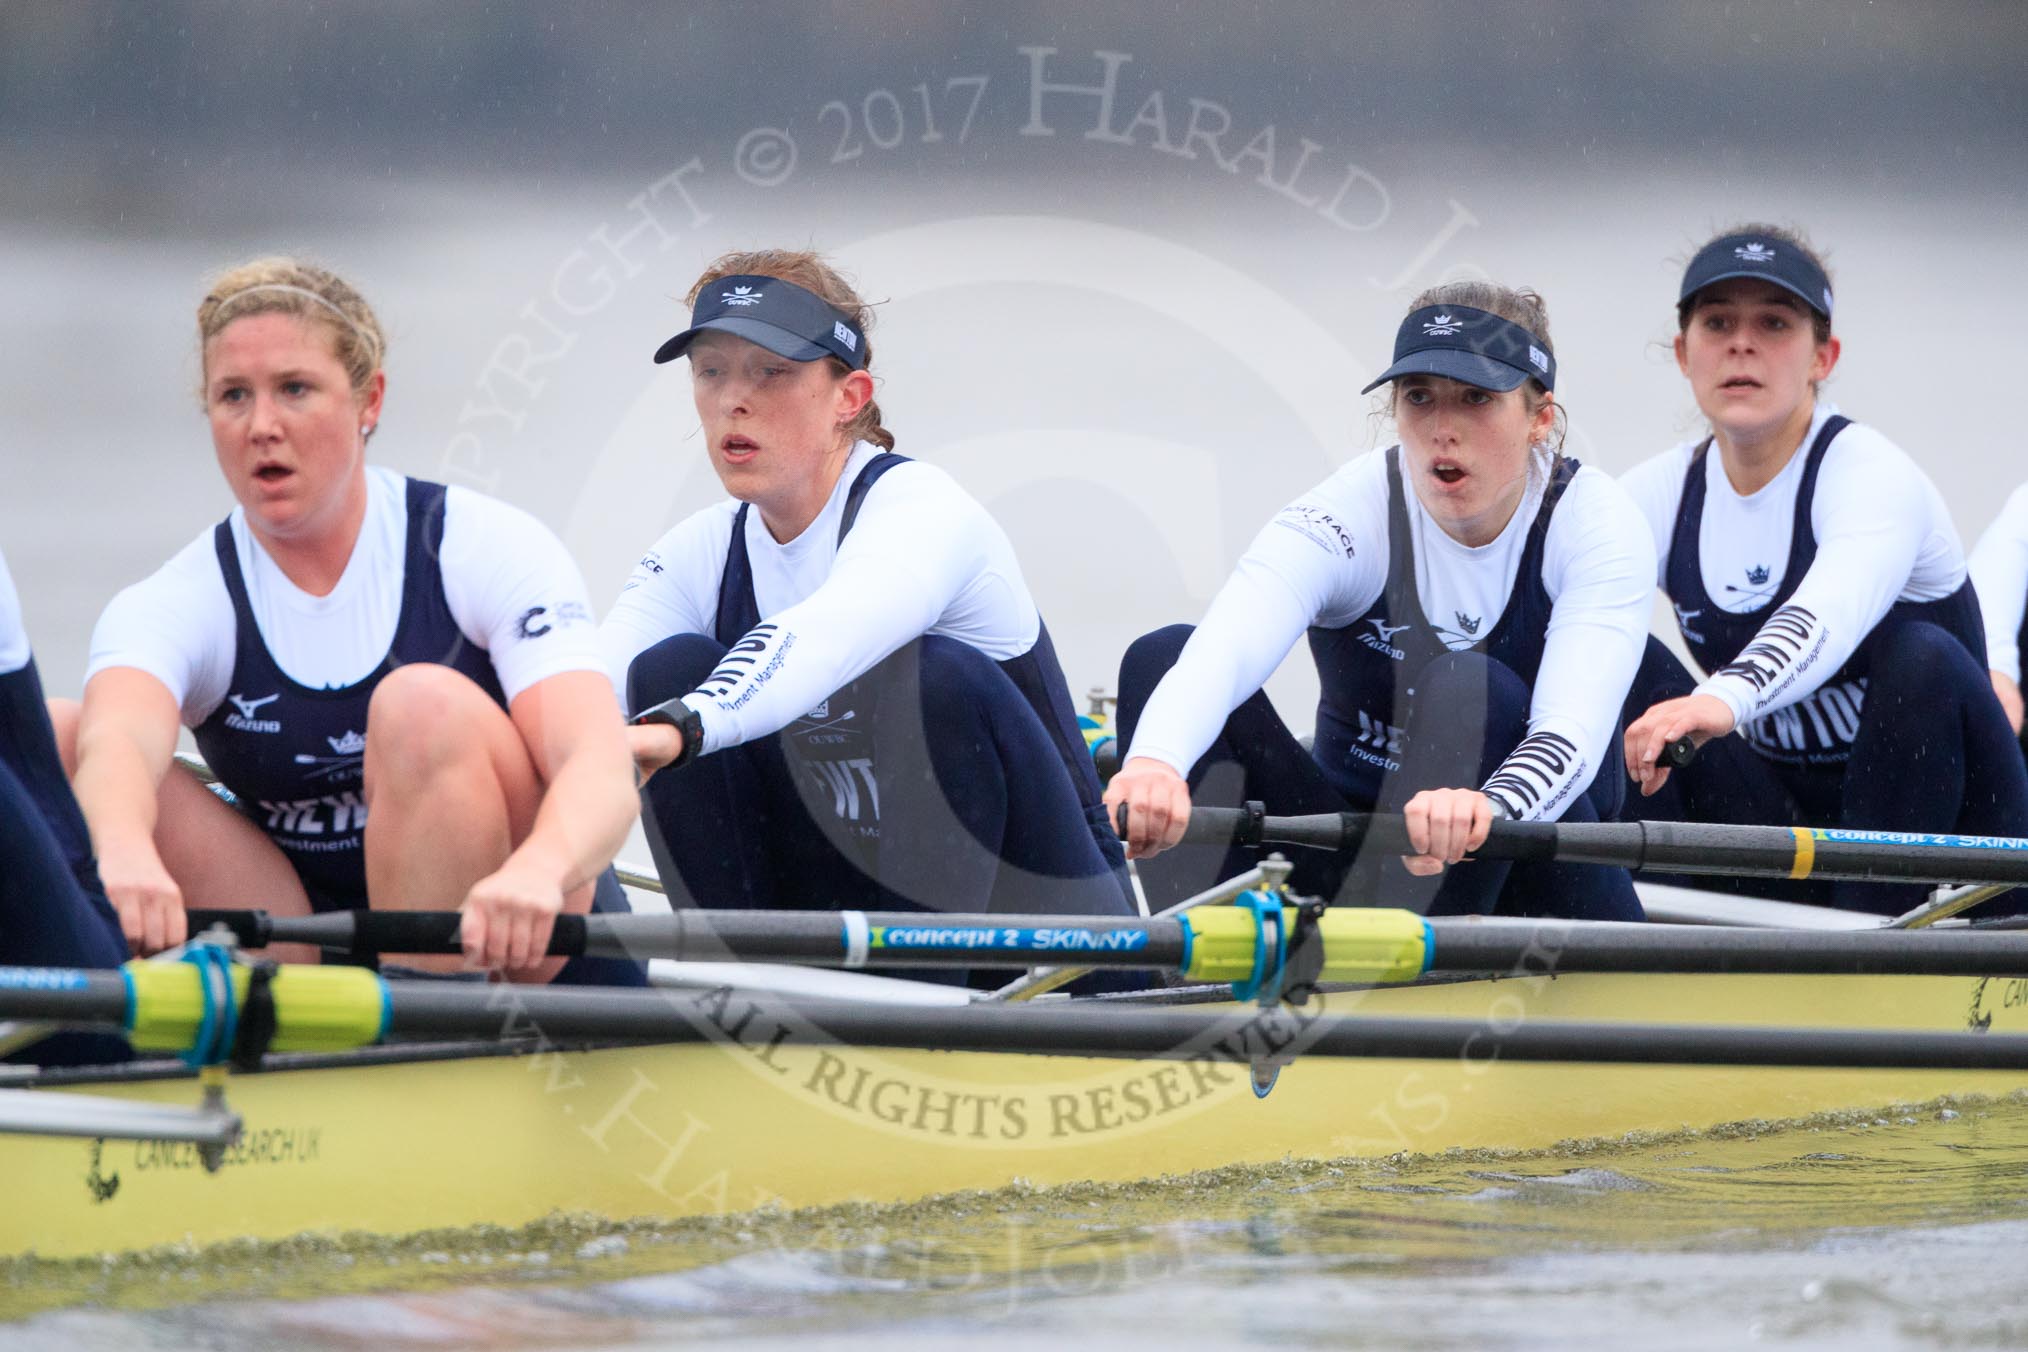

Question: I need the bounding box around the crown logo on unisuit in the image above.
[327,730,366,756]
[1746,564,1771,586]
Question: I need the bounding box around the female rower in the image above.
[1968,483,2028,746]
[1620,225,2028,912]
[62,257,643,982]
[0,545,128,1063]
[1105,283,1652,920]
[604,249,1132,921]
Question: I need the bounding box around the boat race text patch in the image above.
[869,925,1151,953]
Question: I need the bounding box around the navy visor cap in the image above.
[653,274,868,369]
[1360,305,1556,395]
[1678,233,1834,319]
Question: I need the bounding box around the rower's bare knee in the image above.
[44,697,80,776]
[363,665,500,793]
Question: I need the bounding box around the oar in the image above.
[15,962,2028,1072]
[184,905,2028,980]
[1179,804,2028,888]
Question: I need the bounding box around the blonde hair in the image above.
[197,257,387,403]
[684,248,894,451]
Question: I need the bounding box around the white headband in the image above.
[210,283,381,363]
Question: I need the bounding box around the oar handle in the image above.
[1663,736,1700,768]
[186,909,274,949]
[1180,804,1559,861]
[186,909,592,957]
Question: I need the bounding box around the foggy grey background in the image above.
[5,0,2026,723]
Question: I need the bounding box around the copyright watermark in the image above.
[425,39,1528,1258]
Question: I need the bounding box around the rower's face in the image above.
[1394,375,1549,540]
[688,332,862,507]
[204,313,379,539]
[1675,280,1840,439]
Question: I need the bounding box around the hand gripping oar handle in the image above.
[1179,804,1560,861]
[1663,736,1700,768]
[188,909,593,958]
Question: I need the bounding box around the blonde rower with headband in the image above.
[56,258,644,983]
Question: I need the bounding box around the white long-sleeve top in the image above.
[86,466,603,724]
[1126,449,1656,822]
[598,441,1043,754]
[1619,403,1965,727]
[0,547,29,678]
[1970,482,2028,683]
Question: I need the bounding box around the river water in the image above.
[7,1092,2028,1348]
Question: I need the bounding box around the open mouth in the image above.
[1431,461,1467,485]
[253,463,293,483]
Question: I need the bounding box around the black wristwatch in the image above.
[632,697,705,771]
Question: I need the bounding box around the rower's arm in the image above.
[1127,477,1387,777]
[1696,432,1929,729]
[499,670,636,896]
[72,668,180,852]
[1487,472,1655,821]
[1124,560,1318,777]
[1614,445,1694,590]
[1969,481,2028,686]
[435,487,635,854]
[595,512,729,712]
[71,667,185,951]
[669,467,1006,755]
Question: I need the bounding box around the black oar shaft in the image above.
[1183,807,2028,887]
[393,984,2028,1071]
[0,971,133,1024]
[11,966,2028,1071]
[602,911,1189,969]
[1179,806,1561,860]
[190,908,1192,970]
[185,905,2028,979]
[1428,919,2028,975]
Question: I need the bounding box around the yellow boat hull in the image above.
[11,968,2028,1260]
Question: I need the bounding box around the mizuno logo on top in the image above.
[1357,617,1409,660]
[224,691,282,733]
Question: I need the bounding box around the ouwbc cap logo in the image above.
[653,274,869,369]
[1360,304,1557,395]
[1679,232,1834,319]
